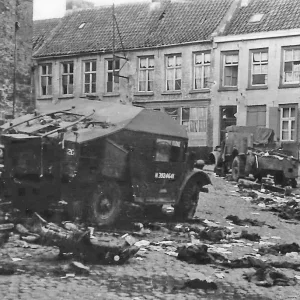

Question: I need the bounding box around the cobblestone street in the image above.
[1,168,300,300]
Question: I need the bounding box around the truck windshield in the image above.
[155,139,184,162]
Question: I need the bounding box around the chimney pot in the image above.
[241,0,249,7]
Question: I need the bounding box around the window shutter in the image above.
[269,107,280,140]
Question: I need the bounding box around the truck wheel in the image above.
[291,178,297,188]
[174,180,200,219]
[144,205,163,219]
[232,156,245,182]
[89,180,122,226]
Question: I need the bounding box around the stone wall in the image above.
[0,0,34,118]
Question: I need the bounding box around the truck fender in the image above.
[176,169,211,205]
[208,150,221,165]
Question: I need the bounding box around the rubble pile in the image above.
[244,266,297,287]
[237,178,300,222]
[0,186,300,290]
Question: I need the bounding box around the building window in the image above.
[181,107,207,133]
[83,61,96,94]
[166,54,181,91]
[246,105,266,127]
[138,57,154,92]
[164,107,207,133]
[283,48,300,84]
[61,62,74,95]
[194,52,210,89]
[222,52,238,87]
[164,107,179,121]
[106,58,120,92]
[280,106,296,141]
[40,64,52,96]
[251,49,268,86]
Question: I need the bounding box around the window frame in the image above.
[280,105,297,142]
[165,54,182,91]
[193,51,211,90]
[221,51,239,89]
[181,107,208,133]
[106,58,120,93]
[281,46,300,86]
[249,48,268,87]
[83,60,97,94]
[40,63,53,96]
[154,138,185,163]
[138,56,154,92]
[61,61,74,95]
[163,107,208,133]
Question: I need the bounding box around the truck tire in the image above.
[89,180,122,226]
[291,178,297,188]
[144,205,163,219]
[232,156,245,182]
[174,179,200,219]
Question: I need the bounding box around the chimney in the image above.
[241,0,249,7]
[66,0,94,15]
[150,0,161,10]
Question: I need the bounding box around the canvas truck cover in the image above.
[226,126,274,145]
[5,99,188,142]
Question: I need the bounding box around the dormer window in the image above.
[249,13,264,23]
[78,22,86,29]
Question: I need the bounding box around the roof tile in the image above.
[33,0,233,57]
[223,0,300,35]
[32,18,61,51]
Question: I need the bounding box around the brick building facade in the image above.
[32,0,236,160]
[0,0,34,118]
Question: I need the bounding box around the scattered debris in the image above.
[225,215,265,227]
[30,213,140,264]
[223,256,267,269]
[21,235,40,243]
[134,240,150,248]
[0,232,10,248]
[177,244,227,265]
[123,234,137,246]
[238,179,261,190]
[198,226,231,242]
[0,263,16,275]
[10,257,22,262]
[244,267,297,287]
[240,230,261,242]
[262,184,292,196]
[62,221,79,232]
[70,261,90,275]
[258,243,300,255]
[215,273,225,279]
[0,223,14,232]
[180,279,218,291]
[15,224,30,235]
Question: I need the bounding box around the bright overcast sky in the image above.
[33,0,148,20]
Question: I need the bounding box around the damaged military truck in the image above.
[211,126,298,187]
[0,100,211,225]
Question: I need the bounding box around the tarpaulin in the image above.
[226,126,274,145]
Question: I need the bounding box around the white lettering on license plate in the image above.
[155,172,175,179]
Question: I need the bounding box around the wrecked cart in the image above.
[0,99,211,225]
[210,126,298,187]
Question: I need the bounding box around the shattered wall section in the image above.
[0,0,34,118]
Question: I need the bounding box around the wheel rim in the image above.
[232,160,239,180]
[93,189,115,220]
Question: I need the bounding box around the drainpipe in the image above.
[12,17,20,119]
